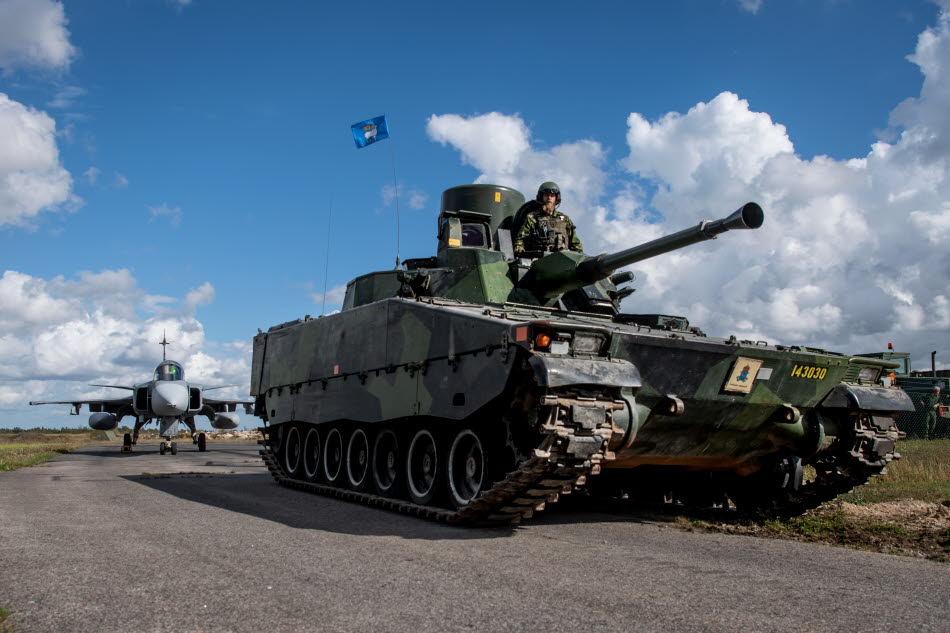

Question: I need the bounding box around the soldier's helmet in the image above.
[536,181,561,206]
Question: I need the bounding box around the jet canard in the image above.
[30,335,252,455]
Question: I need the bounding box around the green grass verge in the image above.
[0,439,93,471]
[839,439,950,505]
[680,439,950,562]
[0,606,12,633]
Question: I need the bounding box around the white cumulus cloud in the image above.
[184,282,215,310]
[426,112,607,220]
[0,93,75,226]
[0,0,77,72]
[427,112,531,176]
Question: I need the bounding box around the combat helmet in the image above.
[536,181,561,206]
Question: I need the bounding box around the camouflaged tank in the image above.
[251,184,914,524]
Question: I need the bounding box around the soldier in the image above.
[920,385,942,439]
[513,181,583,256]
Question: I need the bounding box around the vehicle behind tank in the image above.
[250,184,914,524]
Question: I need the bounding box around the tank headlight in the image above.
[857,366,881,383]
[572,333,605,355]
[534,333,551,349]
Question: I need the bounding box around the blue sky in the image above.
[2,0,949,428]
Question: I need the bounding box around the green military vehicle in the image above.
[250,184,914,524]
[856,348,949,438]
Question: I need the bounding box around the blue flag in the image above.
[351,115,390,149]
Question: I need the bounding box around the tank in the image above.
[251,184,914,524]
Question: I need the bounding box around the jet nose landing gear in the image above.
[159,439,178,455]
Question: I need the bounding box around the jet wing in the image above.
[29,396,134,415]
[202,396,254,414]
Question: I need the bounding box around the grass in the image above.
[840,439,950,504]
[0,606,12,633]
[680,439,950,562]
[0,433,96,471]
[0,427,259,472]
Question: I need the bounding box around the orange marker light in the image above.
[535,333,551,349]
[515,326,528,342]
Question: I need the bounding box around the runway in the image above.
[1,443,946,633]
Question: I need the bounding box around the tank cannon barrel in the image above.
[576,202,764,283]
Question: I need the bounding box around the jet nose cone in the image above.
[152,382,189,415]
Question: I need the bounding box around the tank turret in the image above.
[343,184,764,312]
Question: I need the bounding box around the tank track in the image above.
[745,411,903,516]
[257,394,619,526]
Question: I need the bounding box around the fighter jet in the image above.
[29,334,252,455]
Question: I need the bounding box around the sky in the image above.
[2,0,949,429]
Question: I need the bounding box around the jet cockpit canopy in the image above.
[155,360,184,382]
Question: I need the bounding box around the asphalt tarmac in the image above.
[1,443,947,633]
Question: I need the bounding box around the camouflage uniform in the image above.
[921,389,942,439]
[514,209,583,253]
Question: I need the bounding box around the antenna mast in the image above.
[322,196,333,316]
[387,119,401,268]
[160,330,170,361]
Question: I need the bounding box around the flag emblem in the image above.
[351,115,390,149]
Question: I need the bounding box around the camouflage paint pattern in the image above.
[252,184,914,513]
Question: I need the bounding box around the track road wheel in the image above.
[302,426,322,482]
[346,428,370,490]
[283,425,303,479]
[407,429,441,505]
[372,429,401,497]
[197,433,207,452]
[160,442,167,456]
[170,441,178,455]
[447,429,486,510]
[323,428,344,485]
[730,454,804,514]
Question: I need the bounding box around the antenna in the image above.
[387,118,401,268]
[160,330,170,361]
[322,196,333,316]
